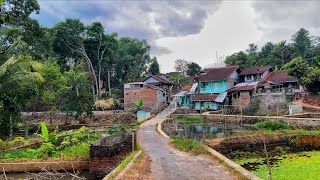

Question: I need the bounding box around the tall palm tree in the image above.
[0,40,43,139]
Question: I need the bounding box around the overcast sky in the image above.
[33,0,320,73]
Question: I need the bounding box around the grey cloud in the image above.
[252,1,320,42]
[36,0,222,55]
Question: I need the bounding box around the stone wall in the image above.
[171,114,320,129]
[22,112,136,126]
[89,132,132,179]
[255,93,287,113]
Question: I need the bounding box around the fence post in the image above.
[132,130,138,152]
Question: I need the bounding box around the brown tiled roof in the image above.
[262,70,298,84]
[239,65,272,76]
[182,85,192,91]
[228,85,256,92]
[192,94,218,101]
[198,66,239,82]
[144,75,174,85]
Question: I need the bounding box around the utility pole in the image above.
[195,76,205,143]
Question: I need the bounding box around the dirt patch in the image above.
[118,152,151,180]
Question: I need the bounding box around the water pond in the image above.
[162,120,255,141]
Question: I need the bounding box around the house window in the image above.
[163,93,165,97]
[214,82,218,90]
[246,75,252,81]
[140,84,143,87]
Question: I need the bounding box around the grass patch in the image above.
[170,137,209,155]
[252,121,291,131]
[236,151,320,180]
[175,117,204,124]
[108,150,140,180]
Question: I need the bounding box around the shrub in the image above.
[252,120,291,131]
[0,139,6,149]
[243,99,260,116]
[38,142,56,158]
[171,138,208,155]
[40,122,56,143]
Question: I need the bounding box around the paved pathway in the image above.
[138,103,235,180]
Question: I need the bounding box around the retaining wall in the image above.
[23,112,136,126]
[90,132,133,179]
[0,161,89,172]
[171,114,320,128]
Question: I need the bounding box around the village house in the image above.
[228,68,300,112]
[192,66,240,111]
[175,83,198,107]
[143,75,174,93]
[227,66,273,107]
[123,82,168,113]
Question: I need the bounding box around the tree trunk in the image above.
[9,115,13,140]
[108,69,112,97]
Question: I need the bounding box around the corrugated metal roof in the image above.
[173,91,188,97]
[215,92,228,103]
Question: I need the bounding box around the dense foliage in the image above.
[0,0,158,137]
[225,28,320,93]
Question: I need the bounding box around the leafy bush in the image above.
[38,142,56,158]
[243,99,260,116]
[0,139,6,149]
[58,142,91,159]
[0,149,41,161]
[40,122,56,143]
[252,121,291,131]
[105,125,129,134]
[171,138,208,155]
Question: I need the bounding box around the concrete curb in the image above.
[157,118,169,139]
[158,118,262,180]
[103,150,142,180]
[203,145,262,180]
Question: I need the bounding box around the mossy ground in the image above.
[235,151,320,180]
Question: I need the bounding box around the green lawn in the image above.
[236,151,320,180]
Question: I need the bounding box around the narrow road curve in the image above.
[138,103,235,180]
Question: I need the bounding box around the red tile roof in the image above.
[192,94,218,101]
[182,85,192,91]
[239,65,272,76]
[261,70,298,84]
[198,66,239,82]
[228,85,256,92]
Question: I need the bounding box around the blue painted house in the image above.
[192,66,240,111]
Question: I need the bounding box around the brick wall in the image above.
[89,133,132,179]
[124,87,165,112]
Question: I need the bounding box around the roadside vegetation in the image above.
[0,123,134,162]
[170,137,209,155]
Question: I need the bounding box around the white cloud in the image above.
[156,0,262,72]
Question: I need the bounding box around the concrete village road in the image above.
[138,103,235,180]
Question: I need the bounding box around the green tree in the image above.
[246,43,258,55]
[284,56,320,93]
[169,73,189,88]
[35,60,68,111]
[0,53,42,138]
[292,28,313,58]
[225,51,249,68]
[187,62,201,76]
[148,57,160,75]
[61,62,94,124]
